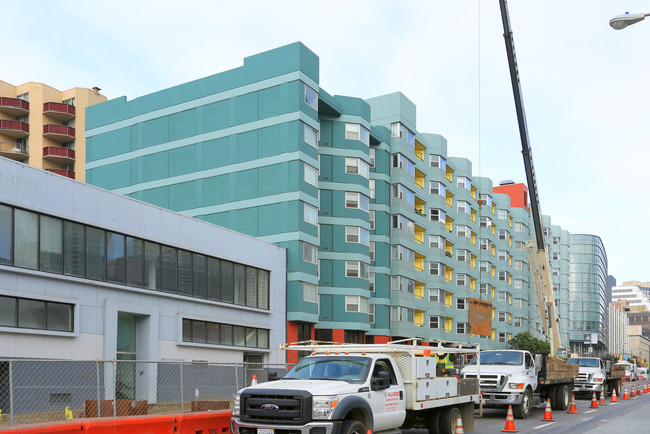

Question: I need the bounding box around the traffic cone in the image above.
[623,386,629,400]
[567,394,579,414]
[251,374,258,386]
[501,405,518,432]
[611,387,618,402]
[599,392,606,406]
[631,385,636,398]
[541,399,554,421]
[589,391,599,408]
[637,384,642,397]
[644,383,648,394]
[454,415,464,434]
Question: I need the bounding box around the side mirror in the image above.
[371,371,390,391]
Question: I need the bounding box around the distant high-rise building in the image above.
[0,80,106,181]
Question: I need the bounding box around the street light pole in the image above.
[610,11,650,30]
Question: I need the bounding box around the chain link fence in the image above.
[0,360,290,427]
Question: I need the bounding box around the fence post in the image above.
[9,360,14,426]
[180,361,184,413]
[235,364,239,391]
[112,360,117,417]
[96,361,101,417]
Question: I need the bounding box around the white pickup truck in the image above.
[231,340,481,434]
[566,357,624,399]
[460,349,577,419]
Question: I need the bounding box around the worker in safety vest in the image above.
[435,353,454,377]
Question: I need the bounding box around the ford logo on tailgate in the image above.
[260,403,279,412]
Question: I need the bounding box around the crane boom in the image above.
[498,0,563,355]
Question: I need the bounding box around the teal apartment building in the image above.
[86,42,564,361]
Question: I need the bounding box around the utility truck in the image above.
[566,357,624,399]
[615,361,637,382]
[460,349,578,419]
[231,339,481,434]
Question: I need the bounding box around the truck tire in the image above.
[513,389,532,419]
[614,379,621,398]
[438,407,461,434]
[548,385,558,410]
[555,384,570,410]
[341,419,366,434]
[426,409,440,434]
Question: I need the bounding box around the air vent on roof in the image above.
[499,180,515,186]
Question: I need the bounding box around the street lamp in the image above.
[610,11,650,30]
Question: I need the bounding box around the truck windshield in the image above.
[566,358,599,367]
[283,356,371,383]
[469,351,522,365]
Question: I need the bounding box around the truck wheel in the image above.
[615,380,621,398]
[555,385,570,410]
[426,409,440,434]
[341,419,366,434]
[438,407,461,434]
[548,385,558,410]
[513,389,532,419]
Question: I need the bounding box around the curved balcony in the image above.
[0,119,29,138]
[0,97,29,116]
[43,124,75,142]
[43,102,75,121]
[46,168,75,179]
[43,146,75,163]
[0,141,28,161]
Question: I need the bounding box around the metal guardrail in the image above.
[0,360,290,427]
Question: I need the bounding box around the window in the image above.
[498,332,508,343]
[182,318,269,349]
[479,261,490,272]
[346,261,369,279]
[480,239,491,251]
[369,148,376,167]
[429,262,444,275]
[391,122,404,138]
[514,317,523,327]
[498,229,509,241]
[457,225,471,239]
[514,298,525,309]
[430,208,446,223]
[429,181,446,196]
[429,289,441,302]
[429,235,444,249]
[552,267,560,276]
[304,163,318,186]
[304,203,318,225]
[304,283,317,303]
[456,298,467,310]
[498,312,507,322]
[552,252,561,261]
[369,304,375,323]
[430,155,446,170]
[345,157,369,178]
[498,271,509,282]
[497,250,508,261]
[456,274,468,287]
[456,322,467,334]
[345,295,368,313]
[14,209,38,270]
[429,316,441,329]
[480,216,492,228]
[514,241,525,251]
[346,226,369,245]
[498,291,508,302]
[345,192,369,212]
[345,123,370,146]
[479,283,490,295]
[369,210,375,230]
[304,84,318,109]
[514,222,526,233]
[392,245,414,264]
[498,209,510,220]
[369,242,375,262]
[369,272,375,292]
[514,279,524,289]
[552,236,560,245]
[303,243,317,264]
[126,237,144,288]
[479,194,492,207]
[369,179,375,199]
[514,260,524,271]
[304,123,318,147]
[543,227,551,236]
[0,296,73,332]
[457,201,470,214]
[456,250,469,262]
[392,215,414,234]
[457,176,470,190]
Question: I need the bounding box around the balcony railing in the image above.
[43,102,76,120]
[0,97,29,116]
[43,124,75,142]
[46,168,75,179]
[42,146,75,162]
[0,119,29,138]
[0,141,28,161]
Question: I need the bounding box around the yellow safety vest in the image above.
[436,355,454,369]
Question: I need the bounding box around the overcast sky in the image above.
[5,0,649,283]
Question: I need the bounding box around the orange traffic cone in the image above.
[637,384,642,397]
[644,383,648,394]
[589,391,599,408]
[541,399,554,421]
[567,394,579,414]
[623,386,629,400]
[251,374,258,386]
[454,415,464,434]
[611,387,618,402]
[599,392,606,406]
[631,385,636,398]
[501,405,518,432]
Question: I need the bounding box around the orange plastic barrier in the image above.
[81,414,176,434]
[175,410,232,434]
[0,420,82,433]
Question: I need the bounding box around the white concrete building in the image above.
[611,284,650,311]
[608,302,629,355]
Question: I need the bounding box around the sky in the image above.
[4,0,649,283]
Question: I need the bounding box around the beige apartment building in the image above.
[0,80,106,181]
